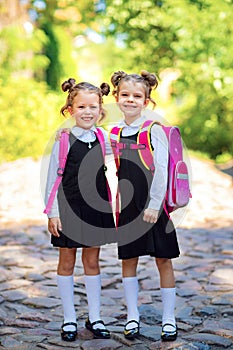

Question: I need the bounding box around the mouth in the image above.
[81,117,93,121]
[124,105,136,109]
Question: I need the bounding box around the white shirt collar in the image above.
[118,115,147,128]
[71,125,97,137]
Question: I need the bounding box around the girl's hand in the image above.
[48,217,62,237]
[55,128,71,141]
[143,208,159,224]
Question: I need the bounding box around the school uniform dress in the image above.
[117,116,180,260]
[45,126,116,248]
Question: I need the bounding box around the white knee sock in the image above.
[57,275,76,331]
[161,287,176,332]
[84,274,105,330]
[123,277,139,330]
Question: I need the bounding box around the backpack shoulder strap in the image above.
[57,131,70,175]
[44,132,69,214]
[137,120,158,174]
[95,127,112,206]
[95,127,106,157]
[109,126,122,170]
[109,126,123,228]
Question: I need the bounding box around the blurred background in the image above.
[0,0,232,164]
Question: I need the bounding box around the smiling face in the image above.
[69,90,101,129]
[116,81,149,123]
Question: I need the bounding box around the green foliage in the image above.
[215,153,233,164]
[41,22,63,90]
[0,24,48,82]
[99,0,233,159]
[101,0,179,71]
[55,26,77,84]
[0,79,64,163]
[172,0,233,159]
[40,22,77,90]
[1,0,232,162]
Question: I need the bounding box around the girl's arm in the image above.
[45,142,63,236]
[143,124,168,223]
[44,141,60,219]
[48,217,62,237]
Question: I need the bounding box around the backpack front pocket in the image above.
[174,161,190,207]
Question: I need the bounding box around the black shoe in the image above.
[123,320,140,340]
[60,322,77,342]
[161,323,177,341]
[85,319,110,339]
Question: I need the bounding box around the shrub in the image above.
[0,78,64,163]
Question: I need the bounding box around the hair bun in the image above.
[140,70,158,88]
[61,78,76,92]
[100,82,110,96]
[111,71,127,87]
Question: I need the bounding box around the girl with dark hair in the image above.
[45,78,115,341]
[110,70,180,342]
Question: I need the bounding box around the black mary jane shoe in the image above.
[85,319,110,339]
[123,320,140,340]
[161,323,178,341]
[60,322,77,342]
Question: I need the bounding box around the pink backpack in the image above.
[110,120,191,221]
[44,128,112,215]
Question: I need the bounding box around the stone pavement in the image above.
[0,156,233,350]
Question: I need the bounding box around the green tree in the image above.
[0,78,64,163]
[0,23,48,83]
[40,21,62,90]
[172,0,233,158]
[99,0,233,159]
[28,0,99,89]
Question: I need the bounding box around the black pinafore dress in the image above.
[51,133,116,248]
[117,132,180,260]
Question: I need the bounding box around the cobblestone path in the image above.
[0,156,232,349]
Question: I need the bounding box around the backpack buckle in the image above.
[130,143,146,150]
[111,140,117,148]
[111,141,127,155]
[149,164,155,173]
[117,142,145,151]
[57,167,64,177]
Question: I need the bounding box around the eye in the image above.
[77,105,84,109]
[134,94,143,98]
[120,93,128,97]
[91,105,98,109]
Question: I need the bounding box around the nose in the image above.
[84,107,91,114]
[127,94,134,102]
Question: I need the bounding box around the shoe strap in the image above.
[62,322,77,329]
[90,319,105,327]
[162,323,176,331]
[125,320,140,328]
